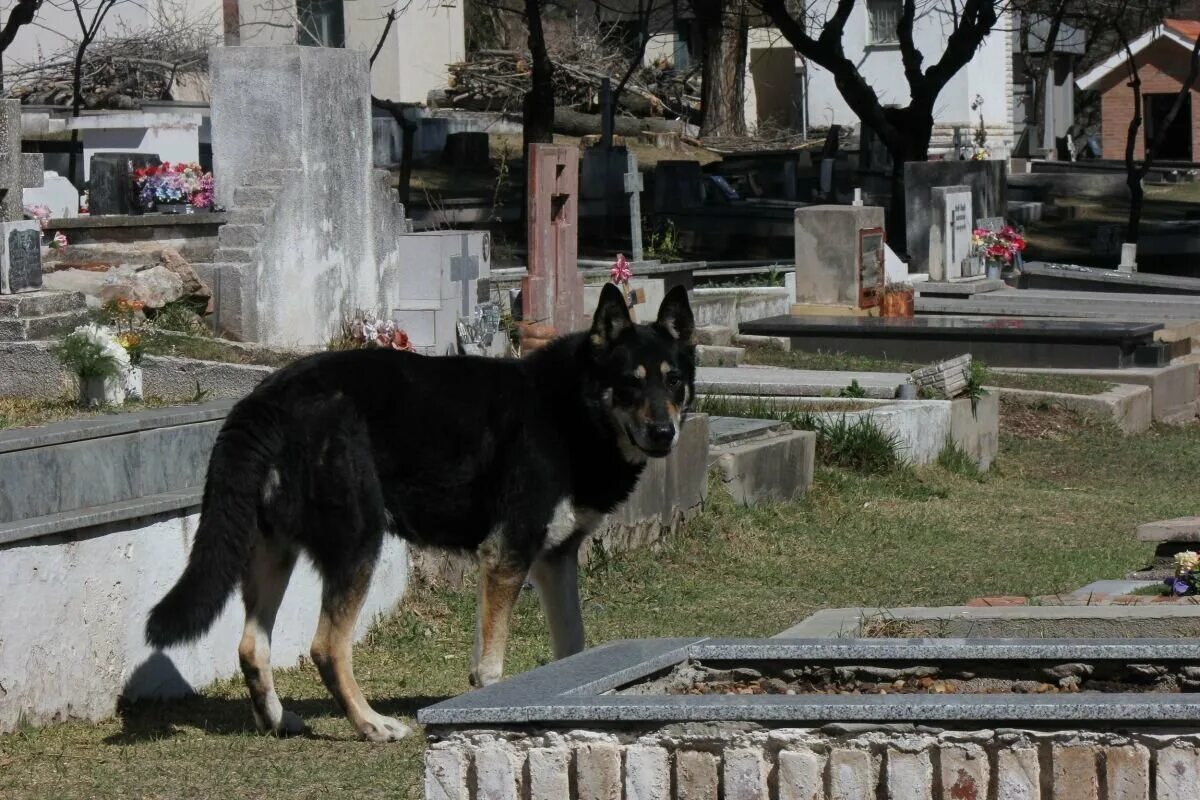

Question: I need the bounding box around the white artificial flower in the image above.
[1176,551,1200,572]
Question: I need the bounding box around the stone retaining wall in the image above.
[425,726,1200,800]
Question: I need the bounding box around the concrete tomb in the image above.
[792,204,886,310]
[392,229,492,355]
[1019,261,1200,296]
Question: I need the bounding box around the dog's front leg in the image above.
[470,559,528,688]
[529,545,585,659]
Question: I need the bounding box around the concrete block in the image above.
[696,324,733,346]
[474,743,520,800]
[712,429,815,505]
[939,744,990,800]
[527,747,570,800]
[625,744,671,800]
[794,205,885,306]
[1137,517,1200,544]
[997,362,1198,423]
[995,747,1040,800]
[1053,745,1099,800]
[949,392,999,471]
[576,742,621,800]
[1105,745,1150,800]
[830,749,875,800]
[887,750,932,800]
[724,747,769,800]
[779,749,826,800]
[676,750,720,800]
[425,745,470,800]
[1156,747,1200,800]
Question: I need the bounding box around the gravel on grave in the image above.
[614,661,1198,697]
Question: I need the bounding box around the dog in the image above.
[145,283,696,742]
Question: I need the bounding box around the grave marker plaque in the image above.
[928,185,973,282]
[858,227,886,309]
[0,220,42,293]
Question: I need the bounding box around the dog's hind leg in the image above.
[470,558,529,688]
[238,539,303,736]
[529,544,585,660]
[310,560,410,742]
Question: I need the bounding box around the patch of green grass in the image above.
[936,439,984,481]
[815,414,902,474]
[984,371,1113,396]
[5,415,1199,797]
[1130,583,1170,597]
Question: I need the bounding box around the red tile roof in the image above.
[1165,18,1200,42]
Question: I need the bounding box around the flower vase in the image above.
[880,288,914,318]
[986,260,1002,280]
[123,366,143,401]
[157,201,187,215]
[80,374,126,408]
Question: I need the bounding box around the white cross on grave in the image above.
[449,233,480,319]
[623,150,644,262]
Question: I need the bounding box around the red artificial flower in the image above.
[391,329,414,352]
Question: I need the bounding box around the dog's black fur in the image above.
[145,283,695,741]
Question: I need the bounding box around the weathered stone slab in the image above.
[793,205,886,307]
[1137,517,1200,544]
[0,220,43,293]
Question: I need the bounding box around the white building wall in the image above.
[345,0,464,104]
[803,0,1013,148]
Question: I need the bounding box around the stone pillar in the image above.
[522,143,583,346]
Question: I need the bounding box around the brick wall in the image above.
[1099,38,1200,160]
[426,727,1200,800]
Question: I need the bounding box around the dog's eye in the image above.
[664,373,683,391]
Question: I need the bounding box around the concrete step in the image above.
[696,344,744,367]
[0,290,87,319]
[706,417,816,505]
[224,208,269,225]
[212,247,257,264]
[695,324,733,347]
[0,306,92,341]
[231,186,278,208]
[217,223,263,248]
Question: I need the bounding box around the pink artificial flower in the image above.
[610,253,632,285]
[49,231,68,251]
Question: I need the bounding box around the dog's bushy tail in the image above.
[146,400,283,649]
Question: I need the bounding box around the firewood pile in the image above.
[442,49,700,121]
[6,25,213,110]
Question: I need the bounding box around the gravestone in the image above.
[523,143,584,333]
[0,99,45,294]
[393,229,492,355]
[89,152,161,215]
[793,204,886,308]
[0,220,42,293]
[976,216,1005,232]
[24,170,79,218]
[928,185,973,282]
[904,159,1006,273]
[623,150,644,262]
[653,161,705,213]
[442,132,490,170]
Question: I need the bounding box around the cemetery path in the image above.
[2,407,1198,798]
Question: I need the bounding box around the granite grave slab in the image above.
[1019,261,1200,295]
[739,315,1166,368]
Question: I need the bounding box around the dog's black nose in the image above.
[647,422,676,446]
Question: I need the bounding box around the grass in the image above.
[743,346,1113,396]
[3,411,1199,797]
[140,331,306,369]
[0,394,206,431]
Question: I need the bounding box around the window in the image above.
[868,0,901,45]
[297,0,345,48]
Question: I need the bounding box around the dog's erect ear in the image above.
[590,282,633,350]
[656,285,695,344]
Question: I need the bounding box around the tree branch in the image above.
[896,0,924,89]
[370,7,398,67]
[0,0,42,54]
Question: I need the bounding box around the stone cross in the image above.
[623,150,644,262]
[522,144,584,334]
[0,100,43,223]
[449,233,480,318]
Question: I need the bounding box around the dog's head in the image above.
[589,283,696,461]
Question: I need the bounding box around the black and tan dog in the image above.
[145,283,696,741]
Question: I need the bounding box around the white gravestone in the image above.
[24,171,79,219]
[928,185,974,282]
[393,229,492,355]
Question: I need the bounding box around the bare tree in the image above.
[367,5,422,205]
[0,0,44,89]
[65,0,122,179]
[1115,22,1200,243]
[692,0,749,137]
[757,0,1002,250]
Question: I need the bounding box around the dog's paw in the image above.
[469,664,503,688]
[275,710,307,737]
[358,713,411,743]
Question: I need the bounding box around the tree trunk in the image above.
[522,0,554,151]
[883,105,933,256]
[67,45,86,185]
[697,0,748,138]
